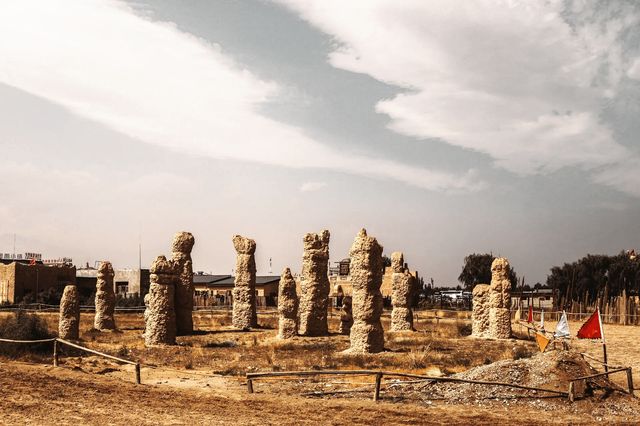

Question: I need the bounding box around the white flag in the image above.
[540,309,544,329]
[554,311,571,338]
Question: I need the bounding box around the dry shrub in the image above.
[512,345,534,360]
[408,344,431,369]
[0,310,53,357]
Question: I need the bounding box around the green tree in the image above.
[458,253,518,291]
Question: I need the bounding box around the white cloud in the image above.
[0,0,479,193]
[629,58,640,80]
[299,181,327,192]
[276,0,640,191]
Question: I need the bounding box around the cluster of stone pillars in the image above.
[471,257,512,339]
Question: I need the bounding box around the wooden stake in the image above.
[597,307,608,373]
[627,368,634,396]
[53,339,58,367]
[373,373,382,401]
[568,381,575,402]
[247,379,254,393]
[135,363,141,385]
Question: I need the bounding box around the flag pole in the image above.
[597,306,608,372]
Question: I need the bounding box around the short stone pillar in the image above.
[59,285,80,340]
[232,235,257,330]
[172,231,195,336]
[488,257,512,339]
[145,255,177,346]
[339,296,353,335]
[298,230,330,336]
[277,267,298,339]
[94,261,116,331]
[390,252,414,331]
[348,229,384,353]
[471,284,490,337]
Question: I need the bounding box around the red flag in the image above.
[577,310,602,339]
[527,305,533,323]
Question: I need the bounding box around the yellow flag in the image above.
[535,332,550,353]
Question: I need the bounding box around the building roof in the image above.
[195,275,280,287]
[193,274,231,284]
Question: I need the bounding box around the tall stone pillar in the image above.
[298,230,330,336]
[390,252,414,331]
[94,261,116,331]
[277,267,298,339]
[488,257,512,339]
[471,284,490,337]
[59,285,80,340]
[348,229,384,353]
[172,231,195,335]
[145,255,177,346]
[232,235,257,330]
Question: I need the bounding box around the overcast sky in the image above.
[1,0,639,285]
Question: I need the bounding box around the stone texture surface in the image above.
[59,285,80,340]
[277,267,298,339]
[390,252,414,331]
[232,235,257,330]
[298,230,330,336]
[348,229,384,353]
[144,255,177,346]
[172,231,195,336]
[339,296,353,335]
[488,257,512,339]
[471,284,490,337]
[94,261,116,331]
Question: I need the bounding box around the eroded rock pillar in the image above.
[232,235,257,330]
[59,285,80,340]
[277,267,298,339]
[94,261,116,331]
[172,231,195,335]
[339,296,353,335]
[390,252,414,331]
[298,230,330,336]
[145,255,177,346]
[488,257,512,339]
[348,229,384,353]
[471,284,490,337]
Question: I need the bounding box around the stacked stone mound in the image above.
[232,235,257,330]
[94,261,116,331]
[298,230,330,336]
[277,267,298,339]
[59,285,80,340]
[348,229,384,353]
[145,255,178,346]
[390,252,414,331]
[172,231,195,335]
[471,284,490,337]
[339,296,353,335]
[489,257,512,339]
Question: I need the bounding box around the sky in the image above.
[0,0,639,286]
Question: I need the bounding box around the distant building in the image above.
[193,273,280,307]
[511,288,556,309]
[76,264,150,297]
[0,260,76,303]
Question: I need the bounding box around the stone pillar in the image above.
[145,255,177,346]
[390,252,414,331]
[339,296,353,335]
[277,267,298,339]
[171,231,195,335]
[348,229,384,353]
[232,235,257,330]
[59,285,80,340]
[298,230,330,336]
[94,261,116,331]
[471,284,490,337]
[488,257,512,339]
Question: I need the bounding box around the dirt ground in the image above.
[1,310,639,425]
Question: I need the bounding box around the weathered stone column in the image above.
[145,255,177,346]
[277,267,298,339]
[171,231,195,336]
[298,230,330,336]
[339,296,353,335]
[94,261,116,331]
[390,252,414,331]
[59,285,80,340]
[232,235,257,330]
[471,284,490,337]
[348,229,384,353]
[488,257,512,339]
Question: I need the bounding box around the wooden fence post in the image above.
[247,378,254,394]
[373,373,382,401]
[568,381,575,402]
[53,339,59,367]
[135,363,141,385]
[627,368,634,396]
